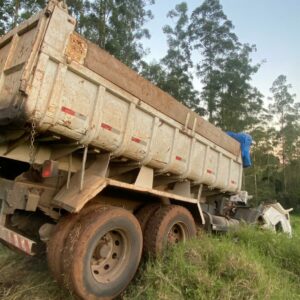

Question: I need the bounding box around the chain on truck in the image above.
[0,1,292,299]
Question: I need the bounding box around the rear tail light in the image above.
[42,160,59,178]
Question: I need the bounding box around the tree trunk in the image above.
[253,151,258,202]
[98,0,107,48]
[281,112,287,193]
[13,0,20,28]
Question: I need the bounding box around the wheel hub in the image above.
[90,230,128,283]
[167,223,186,246]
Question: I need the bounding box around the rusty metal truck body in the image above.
[0,1,242,188]
[0,1,290,299]
[0,0,244,226]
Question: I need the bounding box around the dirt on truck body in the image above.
[0,1,292,299]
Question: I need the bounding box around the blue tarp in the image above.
[227,132,252,168]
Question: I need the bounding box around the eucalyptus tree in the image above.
[0,0,154,70]
[269,75,298,192]
[141,2,201,112]
[189,0,263,131]
[217,44,263,131]
[0,0,22,30]
[245,112,279,204]
[160,2,200,111]
[140,61,168,89]
[189,0,239,124]
[0,0,11,35]
[82,0,155,69]
[19,0,46,19]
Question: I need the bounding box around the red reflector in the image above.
[42,160,58,178]
[42,168,51,178]
[101,123,112,131]
[175,156,182,161]
[207,169,214,174]
[132,137,141,143]
[61,106,75,116]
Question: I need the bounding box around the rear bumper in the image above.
[0,225,36,255]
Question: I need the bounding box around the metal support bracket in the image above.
[168,181,191,198]
[50,143,84,160]
[53,153,110,212]
[80,146,88,191]
[135,166,154,189]
[197,184,205,225]
[3,133,30,156]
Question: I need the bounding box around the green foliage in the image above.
[0,0,154,70]
[123,222,300,300]
[217,44,263,131]
[189,0,238,122]
[0,0,46,31]
[77,0,154,69]
[19,0,46,20]
[244,120,280,204]
[246,75,300,207]
[269,75,300,163]
[0,0,12,35]
[227,221,300,276]
[142,2,201,112]
[160,2,200,111]
[189,0,263,131]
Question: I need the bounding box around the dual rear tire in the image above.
[141,205,197,256]
[47,203,196,299]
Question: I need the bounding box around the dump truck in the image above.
[0,1,292,299]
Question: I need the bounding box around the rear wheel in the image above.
[47,213,78,283]
[47,203,104,283]
[135,203,162,234]
[144,205,196,256]
[62,206,143,300]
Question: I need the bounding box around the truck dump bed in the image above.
[0,1,242,193]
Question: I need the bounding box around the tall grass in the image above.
[0,215,300,300]
[123,215,300,300]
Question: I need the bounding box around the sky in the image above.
[142,0,300,104]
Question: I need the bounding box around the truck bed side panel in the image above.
[84,41,240,157]
[0,5,243,193]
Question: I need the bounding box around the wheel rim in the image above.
[90,229,129,283]
[167,222,187,246]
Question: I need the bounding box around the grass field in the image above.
[0,215,300,300]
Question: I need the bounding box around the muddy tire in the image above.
[135,203,162,234]
[144,205,196,256]
[62,206,143,300]
[47,203,103,283]
[47,214,78,283]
